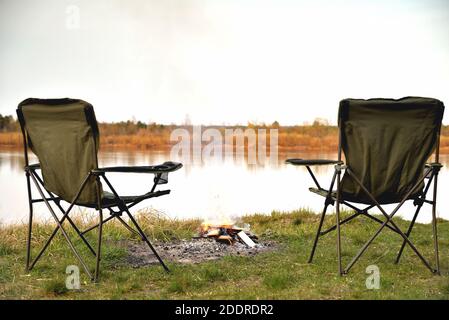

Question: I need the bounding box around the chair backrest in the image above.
[17,98,101,204]
[338,97,444,204]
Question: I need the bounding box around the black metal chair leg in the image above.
[32,172,97,257]
[343,168,435,274]
[309,203,328,263]
[396,173,435,265]
[29,173,93,279]
[431,174,440,275]
[101,174,170,273]
[28,206,96,270]
[81,214,116,235]
[125,210,170,273]
[94,179,103,282]
[25,173,33,272]
[395,204,421,264]
[115,215,142,239]
[81,211,140,239]
[362,212,402,234]
[64,215,97,257]
[336,173,343,276]
[320,211,360,236]
[29,226,59,270]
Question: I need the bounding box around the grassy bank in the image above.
[0,210,448,299]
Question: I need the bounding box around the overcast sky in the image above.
[1,0,448,125]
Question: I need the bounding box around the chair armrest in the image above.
[25,163,41,170]
[425,162,443,168]
[285,159,343,166]
[425,162,443,175]
[94,161,183,174]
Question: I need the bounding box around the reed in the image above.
[1,124,448,154]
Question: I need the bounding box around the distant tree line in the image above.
[0,113,447,136]
[0,114,19,132]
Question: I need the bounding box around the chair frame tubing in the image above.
[19,108,172,282]
[306,129,442,276]
[24,167,171,281]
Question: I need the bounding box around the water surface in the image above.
[0,150,447,225]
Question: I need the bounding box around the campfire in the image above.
[198,221,258,247]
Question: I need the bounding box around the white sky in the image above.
[1,0,448,125]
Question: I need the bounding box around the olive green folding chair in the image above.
[286,97,444,275]
[17,98,182,281]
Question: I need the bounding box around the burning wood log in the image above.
[217,235,233,245]
[206,229,220,237]
[198,222,259,247]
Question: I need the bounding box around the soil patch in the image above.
[124,238,277,267]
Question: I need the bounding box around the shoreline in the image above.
[1,135,448,154]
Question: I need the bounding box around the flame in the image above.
[203,192,235,232]
[200,218,235,233]
[200,222,211,232]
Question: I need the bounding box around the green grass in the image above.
[0,209,448,300]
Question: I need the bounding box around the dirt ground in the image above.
[123,238,277,267]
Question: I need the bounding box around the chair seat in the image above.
[309,187,419,205]
[102,191,139,206]
[80,190,170,209]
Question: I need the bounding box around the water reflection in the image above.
[0,150,448,225]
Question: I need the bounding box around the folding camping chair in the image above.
[286,97,444,275]
[17,98,182,281]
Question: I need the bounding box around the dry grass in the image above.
[1,124,447,154]
[0,125,340,153]
[440,135,449,154]
[0,132,22,147]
